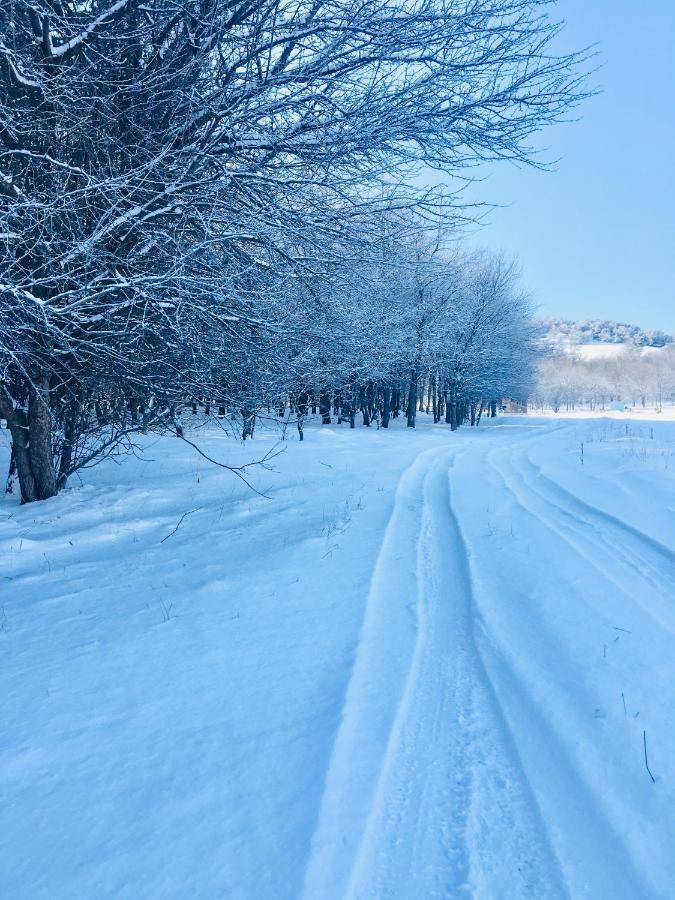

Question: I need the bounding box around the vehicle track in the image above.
[454,438,664,898]
[490,446,675,636]
[302,445,566,900]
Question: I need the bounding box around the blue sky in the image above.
[458,0,675,333]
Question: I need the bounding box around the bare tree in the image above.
[1,0,589,500]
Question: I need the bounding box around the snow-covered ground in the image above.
[545,340,669,361]
[526,406,675,421]
[2,415,675,899]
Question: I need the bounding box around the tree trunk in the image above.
[445,383,457,430]
[382,384,391,428]
[242,409,255,439]
[6,409,36,502]
[490,399,497,418]
[359,385,370,426]
[57,405,79,489]
[28,378,57,500]
[407,371,417,428]
[319,389,331,424]
[1,377,57,503]
[5,443,17,495]
[431,375,438,423]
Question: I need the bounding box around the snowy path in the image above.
[2,417,675,898]
[303,420,675,898]
[303,444,565,900]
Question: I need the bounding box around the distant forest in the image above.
[535,319,673,348]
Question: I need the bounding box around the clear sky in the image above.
[458,0,675,333]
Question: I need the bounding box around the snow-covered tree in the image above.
[1,0,589,500]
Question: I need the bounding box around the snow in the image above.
[46,0,132,59]
[526,405,675,422]
[576,342,630,360]
[2,415,675,898]
[574,342,668,361]
[544,340,669,361]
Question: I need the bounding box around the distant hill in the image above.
[535,318,673,350]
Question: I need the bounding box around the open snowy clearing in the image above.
[2,416,675,899]
[524,407,675,422]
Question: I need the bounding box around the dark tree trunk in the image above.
[57,405,79,489]
[6,443,17,495]
[28,378,57,500]
[319,389,331,425]
[447,385,457,431]
[359,385,370,426]
[5,409,36,502]
[382,384,391,428]
[1,377,57,503]
[366,381,375,424]
[242,409,255,439]
[444,386,454,428]
[407,371,417,428]
[490,399,497,418]
[430,376,438,422]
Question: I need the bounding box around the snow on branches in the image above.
[0,0,589,500]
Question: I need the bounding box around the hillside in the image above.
[535,318,673,350]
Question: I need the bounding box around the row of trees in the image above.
[533,348,675,412]
[537,319,672,349]
[291,249,536,437]
[0,0,588,501]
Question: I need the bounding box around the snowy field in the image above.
[2,415,675,899]
[524,406,675,422]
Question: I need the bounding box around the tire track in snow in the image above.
[456,442,659,898]
[523,454,675,578]
[300,446,442,900]
[301,446,566,900]
[493,448,675,636]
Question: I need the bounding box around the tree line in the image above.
[0,0,588,502]
[537,319,672,349]
[533,348,675,413]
